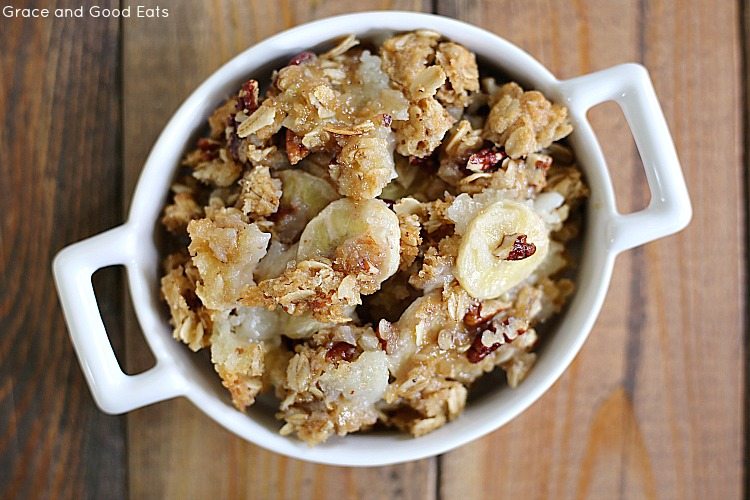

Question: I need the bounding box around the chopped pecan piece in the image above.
[325,342,358,363]
[285,128,310,165]
[463,303,488,328]
[534,155,553,170]
[466,318,527,363]
[237,79,260,114]
[493,234,536,261]
[507,235,536,261]
[187,138,220,162]
[288,51,316,66]
[466,328,501,363]
[197,137,221,153]
[466,147,506,173]
[463,299,509,327]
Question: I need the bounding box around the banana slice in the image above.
[380,155,420,201]
[275,170,340,243]
[297,198,400,285]
[456,200,549,299]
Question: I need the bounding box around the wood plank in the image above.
[0,2,126,499]
[121,2,436,499]
[437,1,744,498]
[745,0,750,494]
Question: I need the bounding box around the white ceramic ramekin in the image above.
[53,12,691,466]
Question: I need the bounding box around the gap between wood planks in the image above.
[116,1,746,498]
[740,1,750,498]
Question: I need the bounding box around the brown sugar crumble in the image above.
[159,31,587,445]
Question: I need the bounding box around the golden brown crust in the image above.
[380,31,440,98]
[157,30,587,445]
[438,120,484,185]
[276,325,387,444]
[398,213,422,271]
[409,235,459,292]
[188,148,243,187]
[187,207,270,310]
[241,259,360,324]
[211,334,265,410]
[483,82,573,158]
[329,125,397,200]
[238,166,282,218]
[160,253,212,351]
[392,98,455,158]
[381,33,480,159]
[457,155,550,195]
[162,192,203,234]
[385,368,467,437]
[435,42,480,108]
[208,98,238,138]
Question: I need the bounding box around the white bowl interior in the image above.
[124,12,618,466]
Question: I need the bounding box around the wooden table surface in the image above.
[1,0,744,498]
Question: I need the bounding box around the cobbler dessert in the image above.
[159,31,588,444]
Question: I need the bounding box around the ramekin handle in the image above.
[53,225,184,413]
[560,63,692,252]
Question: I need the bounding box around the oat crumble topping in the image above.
[159,31,587,444]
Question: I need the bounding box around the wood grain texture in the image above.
[2,0,743,498]
[437,1,744,499]
[121,1,435,499]
[0,1,126,499]
[744,0,750,494]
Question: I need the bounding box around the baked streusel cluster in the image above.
[160,31,588,444]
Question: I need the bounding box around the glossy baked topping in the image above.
[159,31,588,444]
